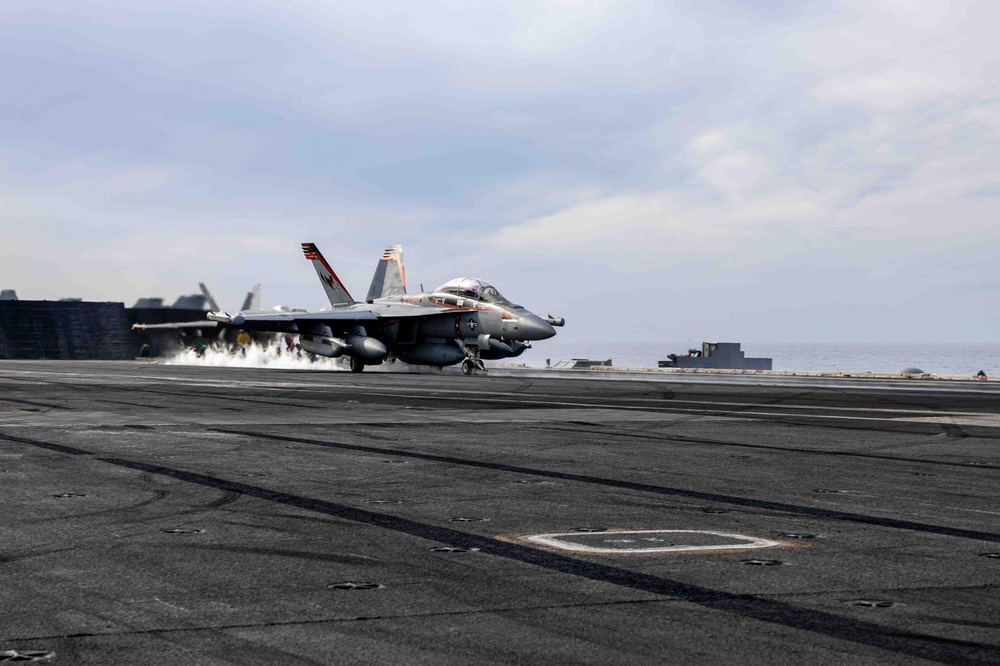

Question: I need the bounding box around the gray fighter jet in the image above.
[208,242,564,374]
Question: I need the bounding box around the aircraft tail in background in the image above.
[240,284,262,311]
[198,283,221,312]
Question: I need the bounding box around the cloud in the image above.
[812,69,951,110]
[690,130,732,156]
[490,186,830,269]
[698,151,772,195]
[1,0,999,341]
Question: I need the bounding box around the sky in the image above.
[1,0,998,342]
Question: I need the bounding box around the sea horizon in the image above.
[513,340,1000,376]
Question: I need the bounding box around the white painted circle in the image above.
[524,529,780,554]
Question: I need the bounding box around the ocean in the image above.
[513,341,1000,377]
[167,340,1000,377]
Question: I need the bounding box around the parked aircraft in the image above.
[208,243,564,374]
[131,283,264,340]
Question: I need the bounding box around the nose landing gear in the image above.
[455,339,487,376]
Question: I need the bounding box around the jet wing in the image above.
[208,303,460,332]
[131,320,218,331]
[208,311,377,332]
[209,310,374,324]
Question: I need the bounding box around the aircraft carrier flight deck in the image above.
[2,360,999,665]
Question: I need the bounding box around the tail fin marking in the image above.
[301,242,355,306]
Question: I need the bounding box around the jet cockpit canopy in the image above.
[436,278,508,304]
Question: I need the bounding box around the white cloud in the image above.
[812,69,950,110]
[698,151,771,195]
[690,130,731,157]
[489,186,831,267]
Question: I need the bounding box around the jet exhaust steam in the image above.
[166,343,347,371]
[165,342,428,373]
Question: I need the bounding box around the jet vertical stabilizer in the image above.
[301,243,355,306]
[366,244,406,301]
[240,284,262,311]
[199,283,222,313]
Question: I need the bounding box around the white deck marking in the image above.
[524,530,780,554]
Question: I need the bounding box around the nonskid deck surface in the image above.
[1,360,998,665]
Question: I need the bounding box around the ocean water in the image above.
[514,341,1000,377]
[166,340,1000,377]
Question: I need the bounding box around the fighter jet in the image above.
[208,242,564,374]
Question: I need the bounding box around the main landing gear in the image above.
[349,356,365,373]
[461,358,486,376]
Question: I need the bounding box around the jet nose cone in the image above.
[517,314,556,341]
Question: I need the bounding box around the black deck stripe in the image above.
[0,396,71,410]
[214,429,1000,544]
[97,399,168,410]
[98,456,1000,666]
[120,385,324,411]
[241,384,1000,438]
[0,432,92,455]
[533,426,1000,471]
